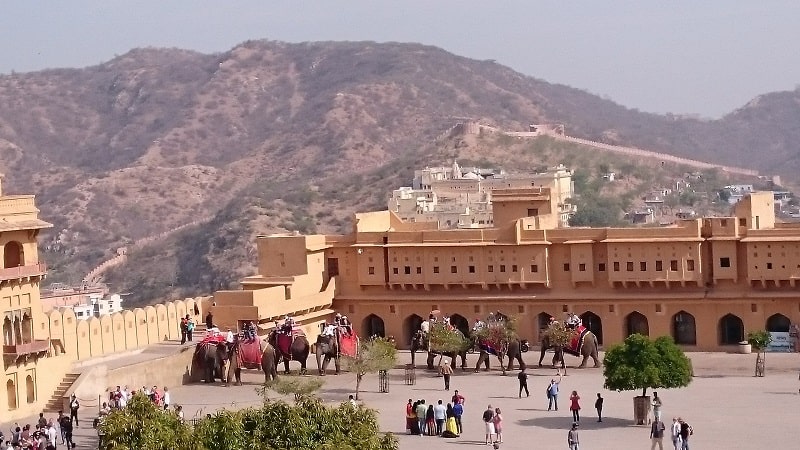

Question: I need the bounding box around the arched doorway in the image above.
[25,375,35,404]
[449,314,470,337]
[536,312,552,342]
[6,379,17,410]
[580,311,603,345]
[766,313,791,332]
[719,314,744,345]
[362,314,386,338]
[21,312,32,343]
[625,311,649,337]
[3,241,24,268]
[403,314,424,345]
[672,311,697,345]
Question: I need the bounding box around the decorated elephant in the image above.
[315,333,341,375]
[538,327,600,368]
[193,341,227,383]
[410,329,469,370]
[224,336,273,386]
[268,330,310,375]
[474,338,530,375]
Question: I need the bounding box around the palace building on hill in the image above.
[234,187,800,352]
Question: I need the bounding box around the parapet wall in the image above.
[45,296,211,362]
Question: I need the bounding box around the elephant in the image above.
[261,342,279,382]
[315,334,341,376]
[409,330,469,370]
[474,339,529,375]
[224,337,276,386]
[538,330,600,368]
[193,342,227,383]
[268,331,310,375]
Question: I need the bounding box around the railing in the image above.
[3,339,50,356]
[0,262,47,282]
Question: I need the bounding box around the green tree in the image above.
[428,322,469,354]
[260,377,324,402]
[342,336,398,400]
[603,334,692,397]
[747,330,772,376]
[100,393,398,450]
[98,394,195,450]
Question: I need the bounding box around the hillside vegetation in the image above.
[0,40,793,305]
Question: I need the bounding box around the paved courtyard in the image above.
[5,350,799,449]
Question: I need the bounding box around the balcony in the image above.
[0,262,46,282]
[3,339,50,356]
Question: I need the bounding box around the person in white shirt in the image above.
[420,320,430,334]
[433,400,447,435]
[46,423,57,447]
[671,417,681,450]
[162,387,171,410]
[322,323,337,336]
[225,328,235,344]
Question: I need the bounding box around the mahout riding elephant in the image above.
[261,342,278,382]
[409,330,469,370]
[315,333,341,375]
[193,342,226,383]
[474,339,529,375]
[268,330,310,375]
[538,330,600,368]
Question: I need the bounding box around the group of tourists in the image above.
[106,385,172,412]
[3,401,78,450]
[405,389,466,439]
[646,392,694,450]
[321,313,353,337]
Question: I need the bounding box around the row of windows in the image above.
[383,264,543,275]
[377,259,706,276]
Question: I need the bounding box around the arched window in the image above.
[580,311,603,345]
[403,314,424,345]
[625,311,649,337]
[719,314,744,345]
[536,312,552,331]
[21,312,32,343]
[25,375,35,404]
[3,241,24,268]
[2,317,13,346]
[672,311,697,345]
[6,379,17,410]
[362,314,386,338]
[449,314,470,337]
[766,313,790,332]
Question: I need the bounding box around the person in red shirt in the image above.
[451,390,465,405]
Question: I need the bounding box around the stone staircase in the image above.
[43,372,80,413]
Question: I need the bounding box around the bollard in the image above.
[405,364,416,385]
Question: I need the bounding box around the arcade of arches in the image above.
[347,307,798,350]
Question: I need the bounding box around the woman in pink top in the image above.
[492,407,504,443]
[570,390,581,422]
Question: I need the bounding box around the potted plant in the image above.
[746,330,772,377]
[603,334,692,425]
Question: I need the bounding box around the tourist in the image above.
[650,416,666,450]
[45,423,57,448]
[451,389,465,406]
[569,390,581,422]
[69,394,80,427]
[547,375,562,411]
[348,395,357,407]
[187,317,195,341]
[60,416,73,450]
[425,404,436,436]
[652,391,663,423]
[671,417,681,450]
[517,368,529,398]
[415,399,427,435]
[205,311,214,329]
[405,399,415,434]
[176,405,185,423]
[593,393,603,422]
[37,413,47,429]
[482,404,496,445]
[9,425,20,447]
[162,387,171,410]
[440,360,453,390]
[180,315,189,344]
[492,407,503,444]
[100,401,111,416]
[678,418,692,450]
[453,397,464,434]
[568,422,580,450]
[444,403,459,437]
[434,400,447,435]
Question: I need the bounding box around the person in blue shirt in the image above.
[547,374,562,411]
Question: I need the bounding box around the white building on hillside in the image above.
[68,293,125,320]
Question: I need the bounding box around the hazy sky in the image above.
[2,1,799,118]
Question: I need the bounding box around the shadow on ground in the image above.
[517,416,640,430]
